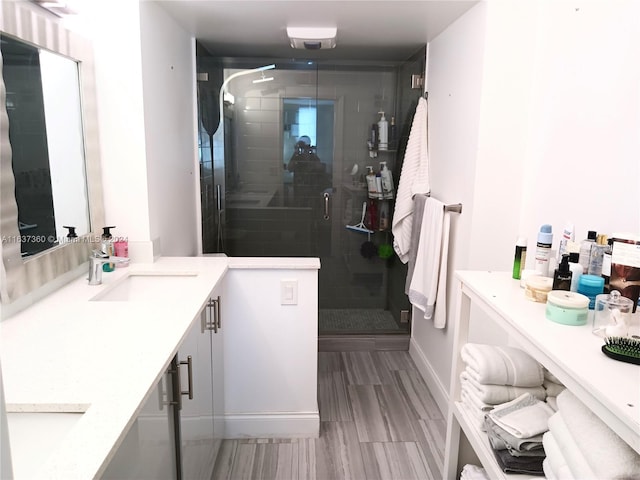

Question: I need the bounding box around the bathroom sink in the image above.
[7,411,84,478]
[90,272,199,302]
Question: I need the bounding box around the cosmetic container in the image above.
[534,224,553,276]
[545,290,590,326]
[567,252,583,292]
[592,290,633,337]
[577,274,605,310]
[578,230,597,273]
[552,254,572,291]
[512,236,527,280]
[525,275,553,303]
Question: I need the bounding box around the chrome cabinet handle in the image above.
[179,355,194,401]
[205,298,217,332]
[215,296,221,330]
[323,192,330,220]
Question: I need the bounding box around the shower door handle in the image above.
[323,192,330,220]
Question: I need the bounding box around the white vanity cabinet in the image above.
[444,271,640,479]
[177,282,225,480]
[102,370,178,480]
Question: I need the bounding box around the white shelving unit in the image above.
[444,271,640,479]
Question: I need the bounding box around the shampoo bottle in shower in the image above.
[377,112,388,150]
[366,166,378,198]
[380,162,394,199]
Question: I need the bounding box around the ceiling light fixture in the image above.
[287,27,337,50]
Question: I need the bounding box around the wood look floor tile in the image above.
[342,352,393,385]
[413,418,447,478]
[297,439,316,480]
[317,352,344,373]
[315,421,367,480]
[228,443,256,479]
[393,370,443,420]
[348,385,417,442]
[318,371,353,421]
[211,440,237,480]
[360,442,435,480]
[377,350,419,372]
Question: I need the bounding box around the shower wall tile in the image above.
[260,97,280,110]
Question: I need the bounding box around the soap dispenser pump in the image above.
[377,111,388,150]
[101,226,116,272]
[552,254,572,291]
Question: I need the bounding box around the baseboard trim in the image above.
[224,411,320,439]
[409,337,448,417]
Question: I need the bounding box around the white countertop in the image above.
[0,256,319,479]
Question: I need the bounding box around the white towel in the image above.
[461,343,544,387]
[543,379,566,398]
[460,383,494,412]
[408,197,450,327]
[557,390,640,479]
[460,464,489,480]
[461,369,546,404]
[543,431,576,480]
[392,97,431,263]
[404,193,427,295]
[459,389,489,431]
[488,393,554,439]
[547,411,597,479]
[543,458,558,480]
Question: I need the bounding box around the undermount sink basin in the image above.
[90,272,199,302]
[7,411,84,478]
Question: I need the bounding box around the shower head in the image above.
[253,72,274,84]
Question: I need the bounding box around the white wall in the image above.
[139,2,199,257]
[412,0,640,414]
[66,1,200,260]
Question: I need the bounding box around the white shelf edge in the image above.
[453,402,540,480]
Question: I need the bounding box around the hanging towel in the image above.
[408,197,450,327]
[556,390,640,479]
[392,96,431,262]
[461,343,544,387]
[404,193,428,295]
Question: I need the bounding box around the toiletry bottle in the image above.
[552,254,572,291]
[366,198,378,230]
[558,222,574,259]
[390,116,397,148]
[379,201,389,230]
[366,166,377,198]
[114,238,129,268]
[588,234,607,277]
[578,230,597,274]
[377,111,388,150]
[568,252,583,292]
[512,236,527,280]
[601,238,613,292]
[534,224,553,276]
[375,169,383,199]
[379,161,394,199]
[101,226,116,272]
[370,123,378,149]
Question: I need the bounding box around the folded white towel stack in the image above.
[542,431,576,480]
[547,412,597,479]
[461,369,546,405]
[556,390,640,479]
[461,343,544,387]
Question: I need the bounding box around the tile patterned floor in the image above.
[212,351,445,479]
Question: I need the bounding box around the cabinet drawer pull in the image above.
[215,296,221,330]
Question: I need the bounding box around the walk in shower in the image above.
[197,49,425,335]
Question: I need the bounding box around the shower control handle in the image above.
[323,192,330,220]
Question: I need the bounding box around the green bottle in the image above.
[512,237,527,280]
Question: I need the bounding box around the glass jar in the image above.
[592,290,634,337]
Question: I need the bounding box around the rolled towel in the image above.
[461,343,544,387]
[546,396,558,411]
[544,368,563,385]
[547,412,597,479]
[487,393,554,439]
[556,390,640,479]
[461,369,546,404]
[543,431,576,480]
[543,379,566,398]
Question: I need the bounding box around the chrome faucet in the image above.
[88,250,130,285]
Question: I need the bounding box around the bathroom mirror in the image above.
[0,2,105,309]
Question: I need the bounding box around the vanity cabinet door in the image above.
[102,370,178,479]
[178,282,225,480]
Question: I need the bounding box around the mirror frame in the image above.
[0,1,105,309]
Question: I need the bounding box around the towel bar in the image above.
[445,203,462,214]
